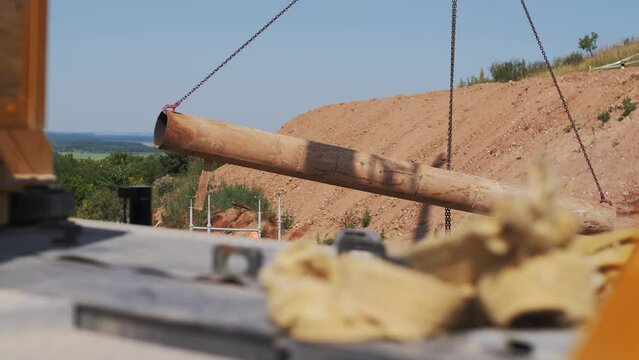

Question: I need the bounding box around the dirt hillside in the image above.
[213,69,639,242]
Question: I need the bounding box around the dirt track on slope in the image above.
[212,69,639,242]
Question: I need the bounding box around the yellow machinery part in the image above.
[0,0,54,224]
[573,245,639,360]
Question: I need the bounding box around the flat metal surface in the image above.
[0,257,271,332]
[0,220,578,359]
[45,219,284,278]
[0,290,233,360]
[288,329,576,360]
[0,220,114,263]
[0,257,278,359]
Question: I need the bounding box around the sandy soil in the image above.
[212,69,639,242]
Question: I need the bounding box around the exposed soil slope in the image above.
[213,69,639,242]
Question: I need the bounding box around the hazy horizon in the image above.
[46,131,153,135]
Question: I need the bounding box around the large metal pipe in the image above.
[154,112,615,233]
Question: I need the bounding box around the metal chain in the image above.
[445,0,458,233]
[164,0,302,112]
[519,0,610,205]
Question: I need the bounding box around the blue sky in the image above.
[46,0,638,133]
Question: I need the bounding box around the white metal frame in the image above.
[189,194,262,239]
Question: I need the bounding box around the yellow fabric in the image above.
[478,251,596,326]
[259,159,637,343]
[260,241,470,342]
[571,229,639,274]
[572,229,639,255]
[400,159,600,328]
[402,160,580,286]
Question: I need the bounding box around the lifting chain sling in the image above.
[444,0,611,232]
[445,0,458,233]
[519,0,610,205]
[160,0,609,233]
[163,0,302,113]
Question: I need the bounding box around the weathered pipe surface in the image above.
[154,112,615,233]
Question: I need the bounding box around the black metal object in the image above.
[75,305,279,360]
[9,187,75,226]
[336,229,386,258]
[506,339,534,356]
[118,186,152,226]
[212,244,263,278]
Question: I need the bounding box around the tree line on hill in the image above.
[54,152,277,229]
[459,34,637,87]
[55,152,191,221]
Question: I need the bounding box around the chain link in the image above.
[519,0,610,205]
[165,0,302,111]
[445,0,458,233]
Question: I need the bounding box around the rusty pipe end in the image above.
[154,111,168,148]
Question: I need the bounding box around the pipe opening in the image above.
[154,111,168,147]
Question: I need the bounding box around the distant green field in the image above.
[47,132,159,155]
[48,132,161,161]
[61,152,109,160]
[60,152,156,160]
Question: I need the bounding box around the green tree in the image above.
[527,61,546,75]
[490,59,528,82]
[579,32,599,56]
[55,154,98,206]
[281,211,295,230]
[157,173,199,229]
[361,208,372,228]
[563,51,585,65]
[133,154,164,184]
[478,68,487,83]
[76,188,123,222]
[160,153,190,175]
[54,152,168,220]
